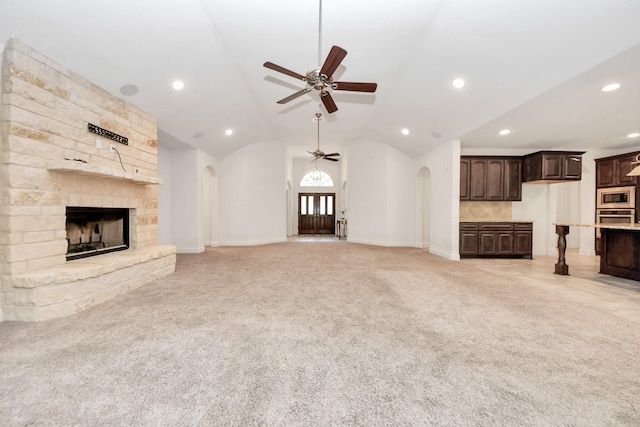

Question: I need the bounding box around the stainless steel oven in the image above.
[595,209,635,238]
[596,186,636,209]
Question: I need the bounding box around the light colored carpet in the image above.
[1,242,640,426]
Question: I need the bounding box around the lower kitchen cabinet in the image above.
[460,222,533,258]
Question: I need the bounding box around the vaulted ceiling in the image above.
[2,0,639,159]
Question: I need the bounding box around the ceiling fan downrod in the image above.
[318,0,323,68]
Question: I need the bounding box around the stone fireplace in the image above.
[0,39,176,322]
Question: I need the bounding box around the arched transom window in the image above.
[300,169,334,187]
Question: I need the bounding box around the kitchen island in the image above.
[554,223,640,281]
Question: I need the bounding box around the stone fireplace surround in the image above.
[0,39,176,322]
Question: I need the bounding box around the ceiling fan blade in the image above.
[321,91,338,114]
[277,88,312,104]
[322,157,339,162]
[320,46,347,78]
[333,81,378,92]
[263,62,306,81]
[323,153,340,157]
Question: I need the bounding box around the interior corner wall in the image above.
[157,145,173,246]
[346,141,415,247]
[513,184,557,256]
[218,141,287,245]
[160,146,203,253]
[416,140,460,260]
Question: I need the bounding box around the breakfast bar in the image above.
[554,223,640,281]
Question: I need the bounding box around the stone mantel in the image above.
[48,159,163,185]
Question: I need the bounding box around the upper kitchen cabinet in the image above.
[460,156,522,201]
[595,152,639,188]
[522,151,585,183]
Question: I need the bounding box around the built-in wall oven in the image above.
[597,186,635,209]
[595,209,635,238]
[595,186,636,238]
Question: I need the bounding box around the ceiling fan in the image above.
[263,0,377,114]
[309,113,339,162]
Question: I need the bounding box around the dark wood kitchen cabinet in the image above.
[479,223,514,255]
[459,222,479,255]
[460,222,532,258]
[522,151,585,183]
[503,158,523,200]
[460,157,470,200]
[514,222,533,256]
[460,156,522,201]
[595,152,639,188]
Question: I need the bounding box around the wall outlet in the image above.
[109,144,116,153]
[95,139,102,149]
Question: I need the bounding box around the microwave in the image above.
[597,186,636,209]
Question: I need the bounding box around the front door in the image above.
[298,193,335,234]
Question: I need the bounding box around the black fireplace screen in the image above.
[66,207,129,260]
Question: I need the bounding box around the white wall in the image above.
[416,140,461,260]
[386,147,416,245]
[512,184,558,256]
[198,151,219,246]
[157,144,220,253]
[218,140,287,245]
[415,167,432,248]
[347,141,415,247]
[0,45,4,321]
[157,145,173,246]
[163,147,203,252]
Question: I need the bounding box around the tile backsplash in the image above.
[459,201,512,222]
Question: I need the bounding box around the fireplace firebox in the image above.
[66,207,130,260]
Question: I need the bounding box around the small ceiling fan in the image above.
[309,113,339,162]
[263,0,377,114]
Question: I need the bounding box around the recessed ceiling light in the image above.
[401,128,410,135]
[499,129,511,135]
[452,78,465,88]
[225,129,234,136]
[601,83,620,92]
[627,132,640,138]
[172,80,185,90]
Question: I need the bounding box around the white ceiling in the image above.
[1,0,640,159]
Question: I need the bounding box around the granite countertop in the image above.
[554,222,640,231]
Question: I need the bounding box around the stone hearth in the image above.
[0,39,176,321]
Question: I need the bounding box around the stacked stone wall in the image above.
[0,38,174,321]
